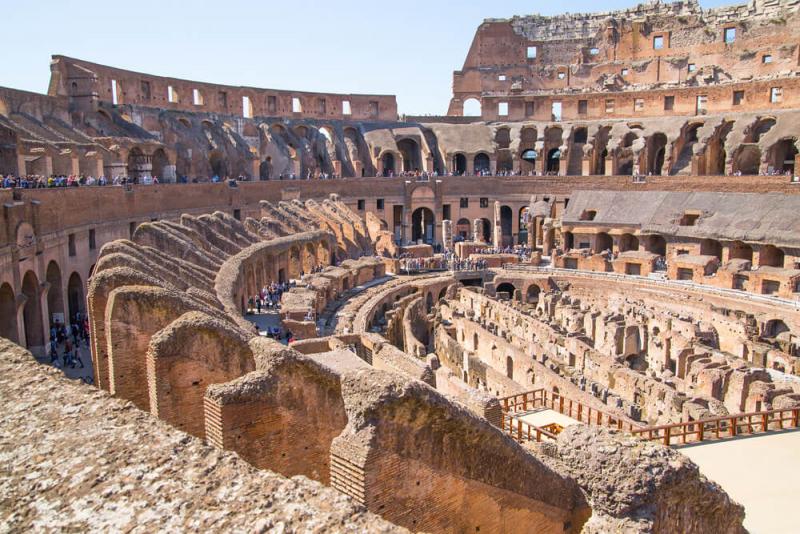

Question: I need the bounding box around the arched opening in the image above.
[595,232,612,253]
[209,150,227,179]
[46,261,64,327]
[151,148,169,181]
[764,319,790,338]
[479,218,492,243]
[303,243,317,274]
[506,356,514,380]
[0,283,18,343]
[700,239,723,261]
[733,145,761,175]
[495,282,516,300]
[619,234,640,252]
[768,139,798,174]
[729,241,753,263]
[456,218,471,239]
[67,272,85,322]
[747,118,776,143]
[760,245,785,268]
[452,154,467,175]
[648,133,668,175]
[289,247,302,279]
[520,149,537,173]
[22,271,44,349]
[397,139,421,173]
[526,284,541,304]
[126,147,149,182]
[563,231,574,250]
[425,292,433,313]
[546,148,561,174]
[495,128,511,149]
[518,207,529,245]
[646,235,667,256]
[573,127,588,144]
[473,153,490,174]
[411,207,435,244]
[317,241,332,266]
[382,152,395,176]
[462,98,481,117]
[500,205,513,246]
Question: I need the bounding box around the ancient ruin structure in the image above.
[3,0,800,532]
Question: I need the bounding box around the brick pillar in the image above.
[442,220,453,251]
[473,218,483,243]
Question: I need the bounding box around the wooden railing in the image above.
[499,388,643,434]
[499,410,558,443]
[630,407,800,446]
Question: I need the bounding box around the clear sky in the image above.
[2,0,735,116]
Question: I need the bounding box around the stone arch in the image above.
[760,245,785,268]
[647,133,668,175]
[303,242,317,274]
[381,152,395,176]
[67,272,85,322]
[317,240,332,266]
[767,138,797,174]
[732,145,761,175]
[546,148,561,173]
[46,261,64,327]
[526,284,541,304]
[452,153,467,175]
[495,282,516,300]
[209,150,228,179]
[0,282,17,343]
[746,117,776,143]
[151,148,169,180]
[411,207,435,244]
[462,98,481,117]
[763,319,790,338]
[21,271,44,349]
[473,153,490,174]
[126,146,149,181]
[519,127,538,173]
[289,246,302,279]
[397,138,421,172]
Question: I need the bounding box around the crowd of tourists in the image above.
[47,312,90,371]
[1,174,163,189]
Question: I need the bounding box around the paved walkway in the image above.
[678,429,800,534]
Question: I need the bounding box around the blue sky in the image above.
[2,0,734,115]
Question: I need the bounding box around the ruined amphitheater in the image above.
[3,0,800,532]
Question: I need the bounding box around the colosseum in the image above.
[2,1,800,532]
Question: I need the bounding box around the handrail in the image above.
[499,388,643,432]
[499,410,558,443]
[630,406,800,446]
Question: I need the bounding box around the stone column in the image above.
[542,222,554,256]
[493,201,502,248]
[473,218,484,243]
[527,219,536,249]
[442,220,453,251]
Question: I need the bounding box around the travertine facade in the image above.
[3,1,800,531]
